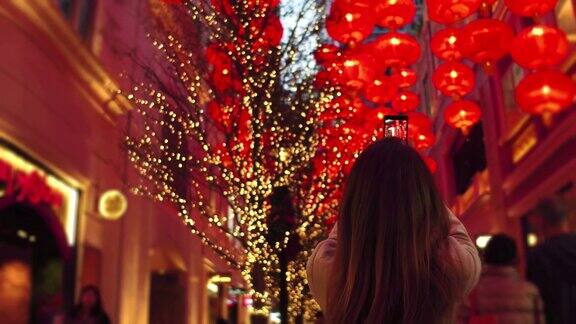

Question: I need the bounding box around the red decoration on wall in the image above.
[460,19,514,70]
[432,62,475,99]
[392,91,420,113]
[364,76,398,104]
[391,67,417,88]
[431,28,463,61]
[504,0,558,17]
[444,100,482,134]
[0,159,63,208]
[326,1,376,45]
[371,32,421,67]
[510,25,569,70]
[515,70,576,118]
[426,0,482,24]
[375,0,416,30]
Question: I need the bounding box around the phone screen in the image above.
[384,115,409,143]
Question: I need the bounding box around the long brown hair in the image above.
[327,138,460,323]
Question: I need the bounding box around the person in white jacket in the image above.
[306,138,481,324]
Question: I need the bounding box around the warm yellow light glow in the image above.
[531,26,545,36]
[343,59,358,67]
[388,0,398,4]
[401,71,408,77]
[400,94,407,100]
[390,37,401,45]
[210,274,232,283]
[450,70,458,78]
[345,13,354,22]
[528,233,538,247]
[542,85,551,95]
[448,35,457,45]
[98,189,128,220]
[374,79,382,86]
[476,235,492,249]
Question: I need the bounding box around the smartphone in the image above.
[384,115,409,143]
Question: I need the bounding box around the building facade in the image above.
[418,0,576,260]
[0,0,244,323]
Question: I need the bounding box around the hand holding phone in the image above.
[384,115,409,143]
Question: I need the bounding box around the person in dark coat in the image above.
[527,199,576,324]
[67,285,111,324]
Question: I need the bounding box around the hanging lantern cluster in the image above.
[427,0,508,134]
[504,1,576,123]
[312,0,438,183]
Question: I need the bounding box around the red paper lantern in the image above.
[364,76,398,104]
[211,66,242,93]
[504,0,558,17]
[326,1,376,45]
[444,100,482,134]
[392,91,420,113]
[427,0,482,24]
[432,62,475,99]
[515,70,576,119]
[371,32,421,67]
[214,143,233,169]
[461,19,514,70]
[210,0,235,17]
[314,70,332,89]
[207,100,236,132]
[431,28,463,61]
[510,25,569,70]
[322,95,365,121]
[391,67,417,88]
[250,13,283,48]
[375,0,416,30]
[206,43,232,68]
[331,48,376,90]
[314,44,341,65]
[412,131,436,151]
[408,111,433,139]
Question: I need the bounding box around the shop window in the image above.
[452,123,487,195]
[501,63,527,132]
[556,0,576,44]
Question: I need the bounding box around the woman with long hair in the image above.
[307,138,481,323]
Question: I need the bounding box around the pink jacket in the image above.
[461,265,545,324]
[306,210,482,311]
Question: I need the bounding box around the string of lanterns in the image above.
[506,0,576,124]
[428,0,575,132]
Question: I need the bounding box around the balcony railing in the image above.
[452,170,490,216]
